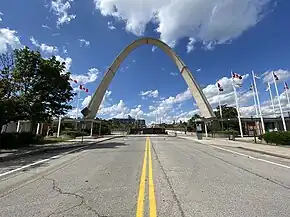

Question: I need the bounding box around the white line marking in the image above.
[0,145,86,178]
[211,145,290,169]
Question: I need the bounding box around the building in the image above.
[111,115,146,128]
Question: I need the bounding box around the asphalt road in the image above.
[0,136,289,217]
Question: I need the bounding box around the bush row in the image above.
[0,132,44,149]
[262,132,290,146]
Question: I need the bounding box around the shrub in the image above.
[262,132,290,146]
[215,130,239,135]
[61,130,89,138]
[0,132,44,149]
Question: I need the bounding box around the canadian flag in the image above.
[285,82,289,90]
[273,72,279,81]
[232,72,243,79]
[85,88,89,93]
[217,82,223,92]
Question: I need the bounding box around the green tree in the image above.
[0,47,75,132]
[214,105,238,119]
[0,52,27,130]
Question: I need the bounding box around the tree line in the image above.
[0,47,75,132]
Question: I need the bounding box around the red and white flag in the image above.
[217,82,223,92]
[273,72,279,81]
[232,72,243,80]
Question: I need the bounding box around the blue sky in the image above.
[1,0,290,124]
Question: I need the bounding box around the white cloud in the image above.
[79,39,90,47]
[94,0,272,49]
[262,69,290,84]
[0,28,22,53]
[99,100,129,118]
[146,88,192,119]
[170,72,178,76]
[71,68,100,84]
[108,21,116,30]
[202,74,249,107]
[82,95,92,107]
[30,37,58,54]
[186,37,196,53]
[55,55,72,71]
[51,0,76,26]
[139,90,159,99]
[42,24,51,29]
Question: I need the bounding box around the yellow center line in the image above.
[136,138,148,217]
[148,137,157,217]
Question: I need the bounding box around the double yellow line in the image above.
[136,137,157,217]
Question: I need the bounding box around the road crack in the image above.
[151,141,186,217]
[45,177,105,217]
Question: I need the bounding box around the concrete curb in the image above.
[237,147,290,160]
[178,136,290,160]
[0,136,123,162]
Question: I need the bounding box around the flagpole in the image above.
[252,71,265,134]
[75,89,81,120]
[251,84,259,117]
[231,73,243,137]
[267,82,276,117]
[217,85,224,131]
[285,83,290,109]
[272,73,287,131]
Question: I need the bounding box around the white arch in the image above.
[82,37,215,119]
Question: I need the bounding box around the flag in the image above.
[250,84,254,91]
[74,80,78,83]
[83,87,86,90]
[273,72,279,81]
[232,72,243,80]
[254,74,261,79]
[217,82,223,91]
[85,88,89,93]
[285,82,289,90]
[79,85,83,90]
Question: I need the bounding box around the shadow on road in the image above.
[0,141,128,175]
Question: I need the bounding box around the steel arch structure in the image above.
[81,37,215,119]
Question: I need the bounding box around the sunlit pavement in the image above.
[0,136,290,217]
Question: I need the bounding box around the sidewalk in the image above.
[179,135,290,159]
[0,136,122,162]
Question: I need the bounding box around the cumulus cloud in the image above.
[108,21,116,30]
[79,39,90,47]
[71,68,100,84]
[139,90,159,99]
[55,55,72,71]
[51,0,76,26]
[82,95,92,107]
[30,37,58,54]
[0,28,22,53]
[186,37,196,53]
[94,0,273,49]
[262,69,290,84]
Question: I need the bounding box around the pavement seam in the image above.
[180,142,290,190]
[150,140,186,217]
